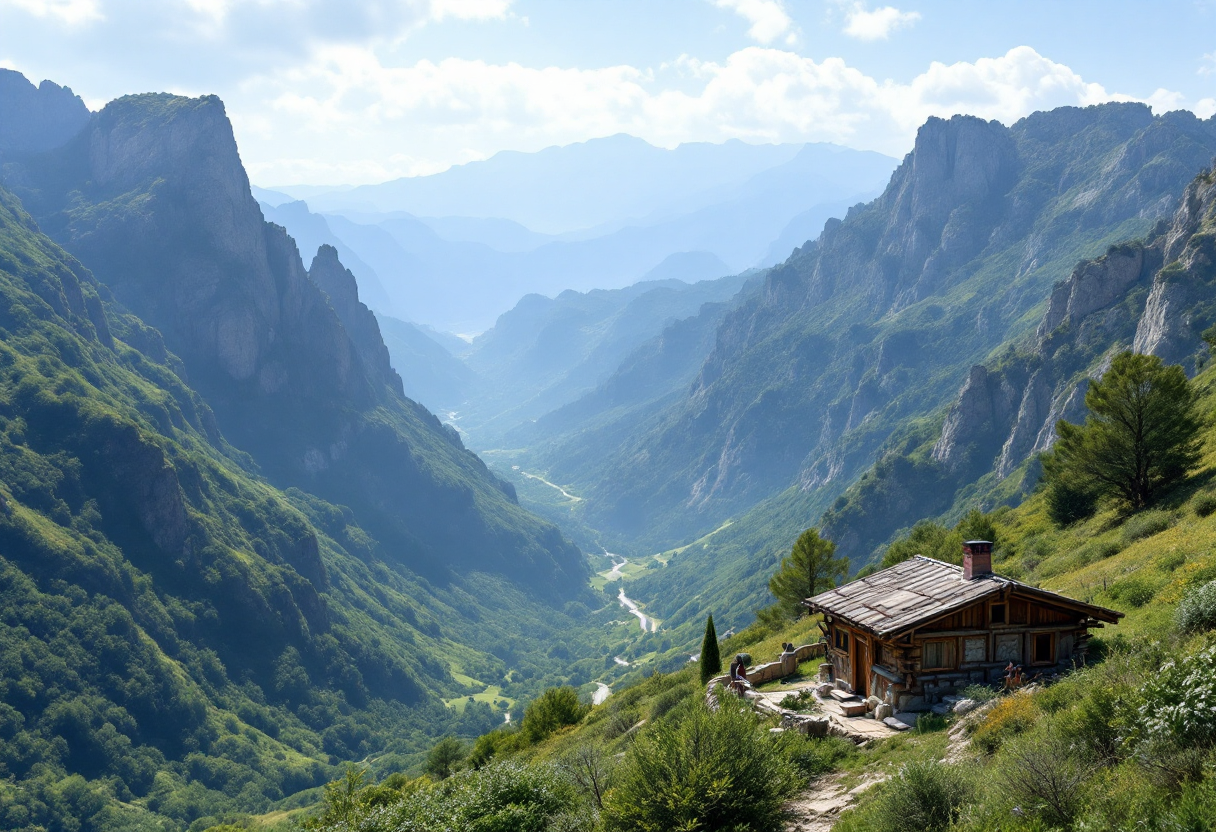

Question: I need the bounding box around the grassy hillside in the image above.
[0,185,651,832]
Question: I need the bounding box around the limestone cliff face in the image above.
[0,69,90,156]
[578,103,1216,546]
[935,163,1216,488]
[1,91,585,594]
[308,244,404,398]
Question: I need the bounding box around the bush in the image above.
[995,729,1095,828]
[648,686,687,722]
[369,760,592,832]
[603,699,798,832]
[1194,492,1216,517]
[774,734,854,779]
[1107,573,1162,608]
[957,684,999,704]
[1176,579,1216,634]
[870,760,970,832]
[1045,475,1100,526]
[1121,510,1173,543]
[602,706,640,741]
[972,692,1038,753]
[1138,646,1216,749]
[521,686,589,744]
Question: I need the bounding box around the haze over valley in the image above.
[2,3,1216,830]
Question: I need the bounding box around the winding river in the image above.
[606,553,657,633]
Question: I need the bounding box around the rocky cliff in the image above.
[1,86,585,595]
[308,243,404,398]
[0,68,90,156]
[569,104,1216,548]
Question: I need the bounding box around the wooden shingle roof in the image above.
[804,556,1122,638]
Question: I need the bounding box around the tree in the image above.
[1044,352,1202,514]
[425,736,465,780]
[699,615,721,684]
[520,686,588,743]
[768,528,848,618]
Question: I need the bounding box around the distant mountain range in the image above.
[258,137,897,332]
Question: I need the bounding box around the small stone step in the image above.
[883,716,912,731]
[840,701,869,717]
[829,689,858,702]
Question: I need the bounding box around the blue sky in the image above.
[1,0,1212,185]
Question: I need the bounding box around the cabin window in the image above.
[834,628,849,652]
[990,603,1006,624]
[1032,632,1055,665]
[923,639,956,670]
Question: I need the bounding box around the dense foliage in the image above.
[602,698,798,832]
[1045,351,1202,514]
[766,528,847,619]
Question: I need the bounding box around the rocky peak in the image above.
[883,115,1019,229]
[309,244,404,397]
[0,69,90,156]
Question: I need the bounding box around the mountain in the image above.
[0,69,90,157]
[551,105,1216,556]
[453,273,755,445]
[2,91,587,596]
[259,199,392,311]
[296,135,810,234]
[263,140,896,331]
[377,314,475,413]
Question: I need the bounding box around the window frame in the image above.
[1031,632,1056,666]
[922,638,957,671]
[834,627,850,653]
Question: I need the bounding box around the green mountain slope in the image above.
[556,105,1216,553]
[2,91,585,597]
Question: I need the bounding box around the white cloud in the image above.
[1,0,101,25]
[1196,98,1216,119]
[1200,52,1216,76]
[430,0,512,21]
[711,0,795,45]
[843,4,919,41]
[228,45,1195,186]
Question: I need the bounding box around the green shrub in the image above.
[1076,540,1122,565]
[870,760,970,832]
[957,684,998,704]
[1121,510,1173,543]
[648,686,687,722]
[1194,492,1216,517]
[915,712,948,734]
[602,706,640,741]
[1138,646,1216,749]
[1107,573,1163,608]
[603,699,797,832]
[774,734,854,779]
[521,686,589,744]
[995,729,1096,828]
[1176,579,1216,634]
[1045,475,1100,526]
[365,760,591,832]
[778,689,818,712]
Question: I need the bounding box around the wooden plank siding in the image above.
[812,561,1120,712]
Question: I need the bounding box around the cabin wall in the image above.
[825,593,1101,712]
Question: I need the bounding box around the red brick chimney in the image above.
[963,540,992,580]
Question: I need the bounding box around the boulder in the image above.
[874,703,893,720]
[952,698,980,715]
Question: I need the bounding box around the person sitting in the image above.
[1003,661,1024,690]
[729,655,750,695]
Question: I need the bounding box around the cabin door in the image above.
[854,636,870,697]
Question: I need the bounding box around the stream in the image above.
[606,553,657,633]
[592,683,611,705]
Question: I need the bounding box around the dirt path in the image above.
[784,774,884,832]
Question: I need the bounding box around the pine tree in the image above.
[1045,351,1202,515]
[768,528,848,619]
[699,614,721,684]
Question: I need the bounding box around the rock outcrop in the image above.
[0,69,90,156]
[309,244,404,398]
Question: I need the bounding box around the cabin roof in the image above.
[804,556,1122,638]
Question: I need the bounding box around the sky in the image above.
[1,0,1213,186]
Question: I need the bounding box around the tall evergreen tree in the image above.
[769,528,848,619]
[699,615,721,684]
[1045,351,1202,514]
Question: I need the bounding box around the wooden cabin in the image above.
[803,541,1122,712]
